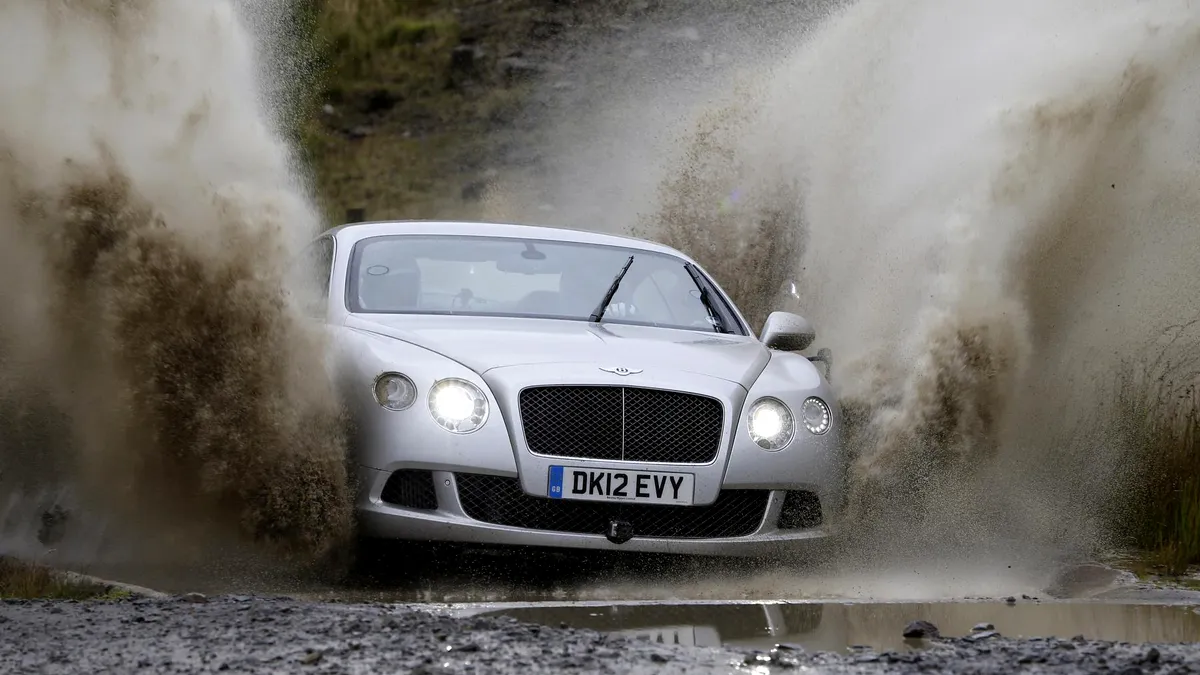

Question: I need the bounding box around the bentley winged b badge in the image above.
[599,366,643,376]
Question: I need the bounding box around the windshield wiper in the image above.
[684,262,731,334]
[589,255,635,323]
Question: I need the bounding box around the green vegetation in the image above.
[1108,330,1200,576]
[0,557,131,600]
[290,0,547,224]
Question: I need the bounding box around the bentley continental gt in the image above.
[297,220,845,557]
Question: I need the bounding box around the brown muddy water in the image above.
[460,601,1200,652]
[47,544,1200,652]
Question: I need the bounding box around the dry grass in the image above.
[0,557,124,600]
[1106,324,1200,575]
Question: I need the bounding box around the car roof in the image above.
[322,220,696,261]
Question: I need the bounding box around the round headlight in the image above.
[747,397,795,451]
[373,372,417,411]
[801,396,832,435]
[428,378,489,433]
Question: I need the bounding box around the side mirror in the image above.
[760,311,816,352]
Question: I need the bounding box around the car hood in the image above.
[344,314,771,387]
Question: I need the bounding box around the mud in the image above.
[0,0,352,568]
[503,0,1200,580]
[71,545,1200,609]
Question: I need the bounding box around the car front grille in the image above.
[518,386,724,464]
[380,469,438,510]
[455,473,768,539]
[778,490,822,529]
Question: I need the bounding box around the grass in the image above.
[0,557,131,600]
[1106,323,1200,575]
[290,0,547,224]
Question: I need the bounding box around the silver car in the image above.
[300,220,845,557]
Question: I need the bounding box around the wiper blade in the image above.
[589,255,635,323]
[684,262,730,334]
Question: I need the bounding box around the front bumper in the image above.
[354,466,834,557]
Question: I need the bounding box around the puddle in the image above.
[468,601,1200,652]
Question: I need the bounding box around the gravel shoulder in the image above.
[3,595,1200,675]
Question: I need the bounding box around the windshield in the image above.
[346,234,745,335]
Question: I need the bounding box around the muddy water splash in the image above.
[654,0,1200,556]
[0,1,351,563]
[523,0,1200,561]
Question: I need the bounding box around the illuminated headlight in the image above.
[801,396,832,435]
[373,372,417,411]
[428,378,489,433]
[747,397,795,451]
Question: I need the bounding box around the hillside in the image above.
[299,0,653,223]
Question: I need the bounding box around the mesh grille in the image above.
[518,386,724,463]
[778,490,822,529]
[380,469,438,510]
[455,473,768,539]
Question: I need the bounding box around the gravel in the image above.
[3,595,1200,674]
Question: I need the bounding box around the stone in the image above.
[902,620,940,639]
[450,45,482,74]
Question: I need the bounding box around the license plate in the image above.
[547,466,695,505]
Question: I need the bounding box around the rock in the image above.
[300,650,322,665]
[1005,596,1017,604]
[500,57,545,83]
[772,643,805,652]
[182,593,207,604]
[650,653,669,663]
[965,631,1000,642]
[1144,647,1161,664]
[461,179,489,201]
[38,505,69,545]
[360,88,401,114]
[973,623,995,631]
[450,45,482,74]
[769,644,804,668]
[902,620,940,639]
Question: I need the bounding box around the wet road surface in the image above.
[78,542,1200,607]
[3,594,1200,674]
[465,599,1200,653]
